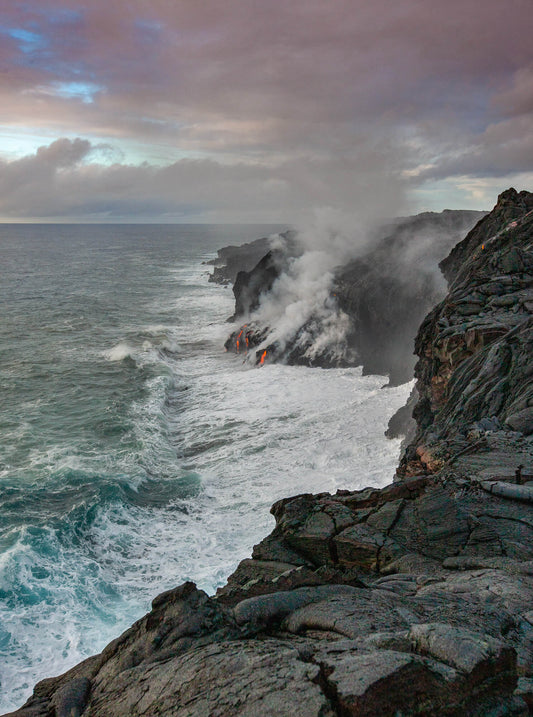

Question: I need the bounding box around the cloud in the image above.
[0,0,531,217]
[414,113,533,182]
[0,136,410,222]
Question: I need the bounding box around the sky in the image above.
[0,0,532,223]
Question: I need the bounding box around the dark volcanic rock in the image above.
[207,235,271,285]
[385,386,418,441]
[440,189,533,285]
[208,230,297,285]
[232,248,289,320]
[7,194,533,716]
[224,209,485,383]
[398,188,533,477]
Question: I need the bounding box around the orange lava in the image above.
[260,350,267,365]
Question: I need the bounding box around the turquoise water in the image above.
[0,224,276,709]
[0,223,410,712]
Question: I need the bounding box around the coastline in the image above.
[6,189,533,716]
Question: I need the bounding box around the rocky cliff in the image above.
[207,231,298,286]
[7,191,533,717]
[399,188,533,476]
[224,210,485,384]
[207,235,271,285]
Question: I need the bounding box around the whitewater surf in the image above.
[0,224,410,712]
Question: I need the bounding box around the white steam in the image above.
[250,208,378,361]
[244,200,482,365]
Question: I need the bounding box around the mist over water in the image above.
[0,224,410,712]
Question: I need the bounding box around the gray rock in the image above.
[52,678,91,717]
[317,648,456,716]
[409,622,515,677]
[284,590,413,639]
[88,639,332,717]
[334,523,403,572]
[480,481,533,503]
[506,408,533,435]
[233,584,359,627]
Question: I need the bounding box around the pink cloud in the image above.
[0,0,531,216]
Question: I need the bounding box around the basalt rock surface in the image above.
[7,193,533,717]
[207,231,298,286]
[398,188,533,478]
[223,210,484,382]
[9,475,533,716]
[207,235,270,285]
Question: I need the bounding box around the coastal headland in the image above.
[7,189,533,716]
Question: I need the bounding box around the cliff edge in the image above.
[224,210,484,384]
[6,191,533,716]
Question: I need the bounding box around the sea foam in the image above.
[0,225,410,712]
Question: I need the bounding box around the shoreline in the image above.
[7,190,533,716]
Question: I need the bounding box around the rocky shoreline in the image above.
[7,189,533,716]
[224,209,484,383]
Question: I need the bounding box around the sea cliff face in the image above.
[7,191,533,716]
[207,230,299,287]
[399,188,533,477]
[224,209,485,384]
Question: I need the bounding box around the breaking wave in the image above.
[0,224,410,712]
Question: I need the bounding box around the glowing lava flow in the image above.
[260,350,267,365]
[236,324,248,352]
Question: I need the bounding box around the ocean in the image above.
[0,223,411,712]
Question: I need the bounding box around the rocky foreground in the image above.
[7,190,533,716]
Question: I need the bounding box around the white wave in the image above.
[104,342,136,361]
[0,246,413,713]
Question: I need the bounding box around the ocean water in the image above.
[0,224,411,712]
